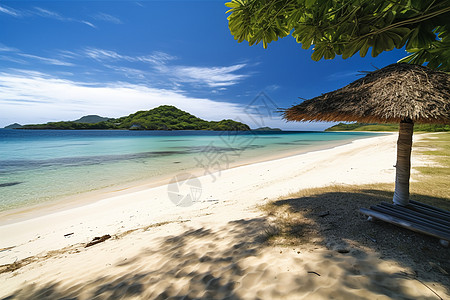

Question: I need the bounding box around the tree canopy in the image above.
[226,0,450,70]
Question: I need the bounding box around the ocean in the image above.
[0,129,383,212]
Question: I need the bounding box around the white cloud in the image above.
[83,48,247,88]
[34,7,64,20]
[0,70,254,127]
[0,55,27,64]
[265,84,280,92]
[93,13,122,24]
[56,50,79,59]
[104,65,149,80]
[0,5,96,28]
[137,51,176,64]
[83,48,175,64]
[0,44,18,52]
[84,48,127,61]
[0,70,323,130]
[0,5,20,17]
[172,64,248,87]
[18,54,74,66]
[81,20,96,28]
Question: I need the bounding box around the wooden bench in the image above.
[360,200,450,246]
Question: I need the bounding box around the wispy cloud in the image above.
[0,5,95,28]
[265,84,280,92]
[56,50,79,59]
[81,20,96,28]
[0,44,18,52]
[18,54,74,66]
[1,44,249,90]
[139,51,176,64]
[34,7,65,20]
[0,5,21,17]
[83,48,247,88]
[84,48,176,65]
[33,7,96,28]
[93,13,122,24]
[0,45,78,67]
[0,55,27,64]
[172,64,248,87]
[84,48,125,61]
[104,65,148,80]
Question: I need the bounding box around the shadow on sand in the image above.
[2,188,449,299]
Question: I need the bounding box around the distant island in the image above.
[253,127,282,131]
[326,122,450,132]
[73,115,112,124]
[4,123,23,129]
[14,105,251,131]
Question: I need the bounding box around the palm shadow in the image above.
[2,188,449,299]
[269,188,450,290]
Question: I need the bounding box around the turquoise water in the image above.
[0,129,382,211]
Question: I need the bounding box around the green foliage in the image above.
[73,115,111,124]
[4,123,22,129]
[21,121,115,130]
[226,0,450,70]
[326,122,450,132]
[21,105,251,131]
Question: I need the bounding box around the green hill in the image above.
[73,115,111,123]
[325,122,450,132]
[4,123,23,129]
[253,127,282,131]
[20,105,250,131]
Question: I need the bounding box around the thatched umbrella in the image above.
[284,63,450,206]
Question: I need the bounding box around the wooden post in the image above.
[393,119,414,206]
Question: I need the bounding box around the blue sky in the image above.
[1,1,410,130]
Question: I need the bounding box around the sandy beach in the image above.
[1,133,449,299]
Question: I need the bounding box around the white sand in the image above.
[1,133,447,299]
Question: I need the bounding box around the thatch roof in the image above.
[284,63,450,124]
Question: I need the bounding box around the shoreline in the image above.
[0,133,400,264]
[3,132,448,299]
[0,133,387,226]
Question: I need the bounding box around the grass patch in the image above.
[412,132,450,205]
[261,133,450,247]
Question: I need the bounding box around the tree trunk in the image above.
[393,119,414,206]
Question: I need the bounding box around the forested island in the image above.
[326,123,450,132]
[17,105,251,131]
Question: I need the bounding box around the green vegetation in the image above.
[254,127,282,131]
[20,105,250,131]
[73,115,111,124]
[412,132,450,202]
[4,123,23,129]
[260,132,450,249]
[326,123,450,132]
[21,121,113,130]
[226,0,450,70]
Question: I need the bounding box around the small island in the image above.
[253,127,282,131]
[17,105,250,131]
[3,123,23,129]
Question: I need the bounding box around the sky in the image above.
[0,1,411,130]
